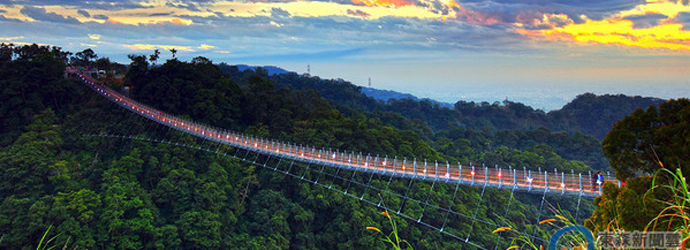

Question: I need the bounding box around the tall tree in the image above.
[603,98,690,180]
[71,48,97,66]
[149,49,160,65]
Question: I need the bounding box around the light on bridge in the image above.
[497,172,502,178]
[471,170,475,176]
[526,177,533,183]
[560,183,565,188]
[332,153,336,160]
[445,172,450,178]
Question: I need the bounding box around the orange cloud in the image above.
[453,4,499,25]
[107,18,123,24]
[157,18,191,25]
[351,0,414,8]
[518,18,690,51]
[515,1,690,52]
[123,44,195,52]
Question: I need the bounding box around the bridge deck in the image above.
[72,68,616,198]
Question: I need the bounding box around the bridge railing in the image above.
[73,68,617,198]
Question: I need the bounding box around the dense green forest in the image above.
[0,44,670,249]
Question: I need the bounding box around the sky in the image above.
[1,0,690,110]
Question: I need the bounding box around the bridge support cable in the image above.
[532,189,550,237]
[72,70,596,249]
[494,186,516,250]
[439,166,462,233]
[466,170,489,244]
[85,131,575,249]
[78,105,561,250]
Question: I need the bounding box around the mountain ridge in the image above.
[222,65,664,140]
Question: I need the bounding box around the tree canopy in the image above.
[602,98,690,180]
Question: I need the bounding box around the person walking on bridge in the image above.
[596,171,604,189]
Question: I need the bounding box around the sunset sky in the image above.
[1,0,689,109]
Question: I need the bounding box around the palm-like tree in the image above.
[149,49,160,65]
[170,48,177,58]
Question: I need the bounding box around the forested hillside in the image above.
[218,66,662,171]
[243,67,663,140]
[1,45,607,249]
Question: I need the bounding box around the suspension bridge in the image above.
[69,67,615,249]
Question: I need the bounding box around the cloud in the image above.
[624,13,668,29]
[673,11,690,30]
[200,44,215,50]
[8,0,150,10]
[77,9,89,17]
[93,14,109,20]
[166,2,201,12]
[0,36,24,41]
[352,0,415,7]
[514,1,690,51]
[149,12,173,17]
[88,34,101,40]
[123,43,195,52]
[20,5,80,24]
[518,18,690,51]
[156,18,191,25]
[0,14,23,22]
[271,7,291,18]
[517,13,574,30]
[456,0,645,25]
[347,9,371,18]
[3,0,686,60]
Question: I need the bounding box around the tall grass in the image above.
[646,167,690,247]
[499,207,592,250]
[500,165,690,250]
[366,194,413,250]
[35,224,65,250]
[366,210,414,250]
[1,224,73,250]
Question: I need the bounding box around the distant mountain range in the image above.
[225,64,665,139]
[233,64,454,107]
[360,87,454,109]
[235,64,290,76]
